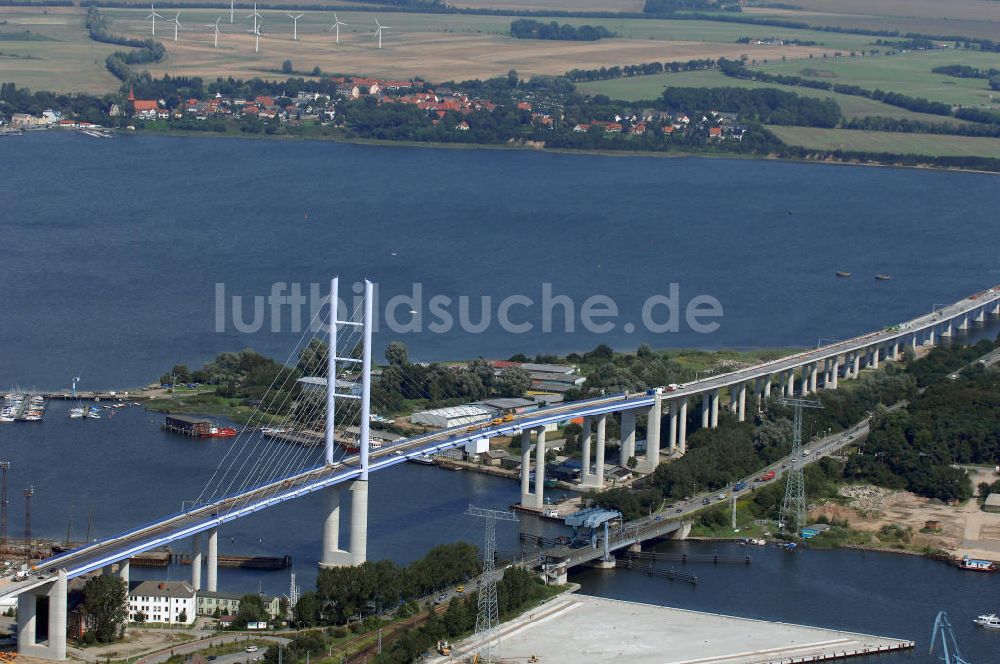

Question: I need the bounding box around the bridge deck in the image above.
[8,284,997,595]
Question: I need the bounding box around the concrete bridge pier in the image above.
[119,559,130,587]
[890,341,900,360]
[667,400,677,454]
[786,370,796,397]
[763,375,772,400]
[975,308,986,324]
[701,393,710,428]
[595,415,607,489]
[709,389,719,428]
[191,533,202,590]
[534,428,547,509]
[321,486,350,567]
[347,480,369,566]
[941,321,953,337]
[736,383,747,422]
[871,347,880,369]
[830,359,839,389]
[927,328,936,345]
[579,418,593,486]
[18,569,67,661]
[992,301,1000,317]
[677,399,688,454]
[808,363,818,394]
[206,527,218,592]
[520,432,535,504]
[958,314,970,331]
[643,394,662,473]
[620,410,636,468]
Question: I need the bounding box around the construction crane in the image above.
[778,397,823,534]
[930,611,971,664]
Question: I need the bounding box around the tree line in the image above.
[510,18,614,41]
[565,58,716,82]
[290,543,480,627]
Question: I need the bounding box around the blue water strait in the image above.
[2,132,1000,662]
[2,132,1000,389]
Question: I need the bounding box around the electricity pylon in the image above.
[465,505,519,664]
[778,398,822,534]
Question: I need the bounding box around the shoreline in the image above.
[28,125,1000,176]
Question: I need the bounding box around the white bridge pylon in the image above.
[321,276,374,568]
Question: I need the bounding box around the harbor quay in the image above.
[436,594,914,664]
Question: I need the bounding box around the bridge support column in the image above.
[17,568,67,661]
[941,321,953,337]
[667,399,677,453]
[119,559,130,588]
[348,480,368,566]
[808,364,818,394]
[534,427,546,509]
[191,534,202,590]
[579,418,592,486]
[851,354,861,377]
[644,393,662,473]
[958,315,969,331]
[677,399,688,454]
[709,389,719,428]
[620,410,636,468]
[975,308,985,323]
[763,375,772,400]
[737,383,746,422]
[911,334,918,351]
[992,301,1000,317]
[786,370,796,397]
[320,487,350,568]
[830,360,839,389]
[701,393,710,428]
[928,328,936,345]
[520,432,535,506]
[870,347,880,369]
[595,415,606,489]
[206,527,218,592]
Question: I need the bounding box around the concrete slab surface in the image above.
[436,593,913,664]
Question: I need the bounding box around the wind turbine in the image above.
[288,13,303,40]
[170,11,182,42]
[146,3,163,36]
[328,13,347,44]
[373,16,390,49]
[206,17,221,48]
[248,2,262,35]
[229,0,234,24]
[249,20,263,53]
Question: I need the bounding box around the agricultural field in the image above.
[756,50,1000,108]
[744,0,1000,42]
[0,7,129,93]
[90,8,847,84]
[576,67,975,125]
[767,125,1000,159]
[452,0,644,11]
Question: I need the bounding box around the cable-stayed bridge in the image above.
[5,278,1000,660]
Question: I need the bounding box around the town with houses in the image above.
[1,73,749,143]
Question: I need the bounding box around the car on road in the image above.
[802,449,810,455]
[245,646,258,653]
[702,498,711,506]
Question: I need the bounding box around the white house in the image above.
[129,580,197,625]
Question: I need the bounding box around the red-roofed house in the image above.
[708,126,722,138]
[516,102,532,111]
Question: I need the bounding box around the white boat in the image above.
[974,613,1000,629]
[69,407,85,419]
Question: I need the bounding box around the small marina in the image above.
[1,391,46,422]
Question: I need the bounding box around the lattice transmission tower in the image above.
[779,398,822,534]
[465,505,519,664]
